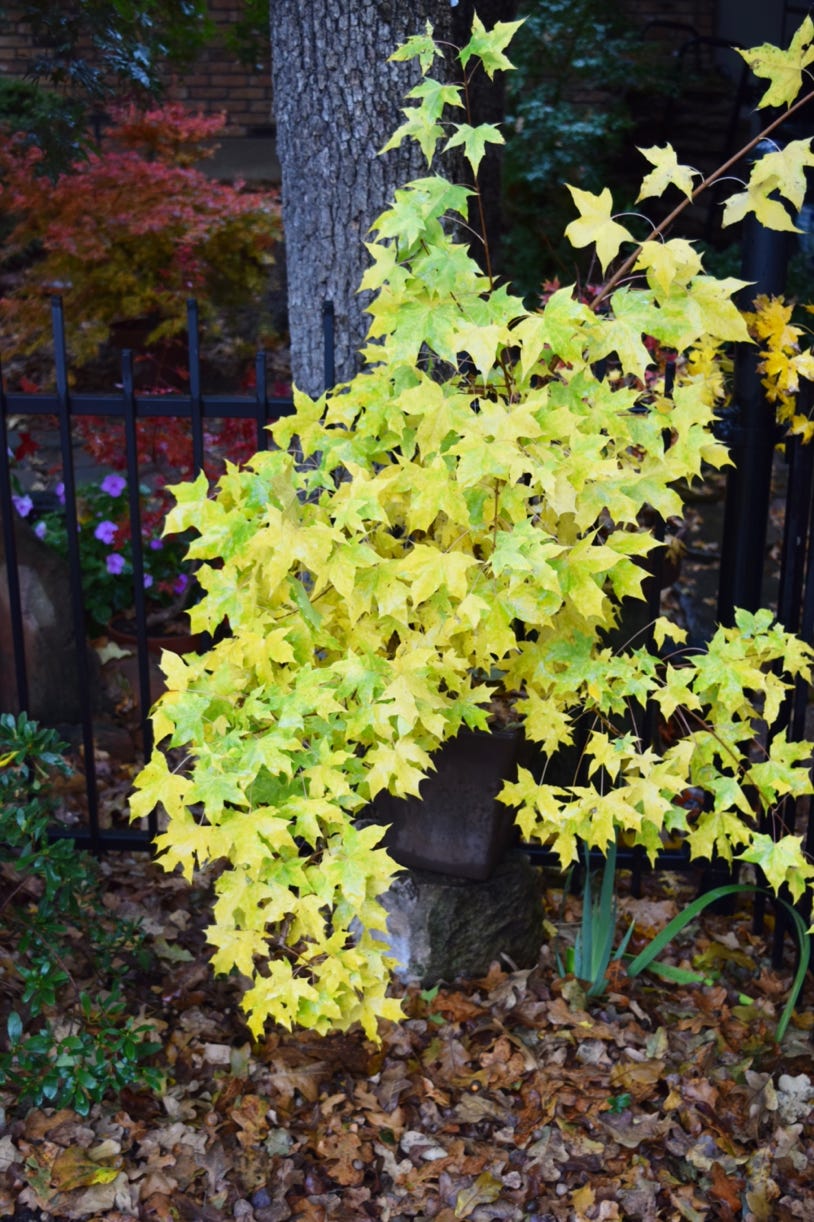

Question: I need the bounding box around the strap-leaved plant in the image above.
[132,17,814,1039]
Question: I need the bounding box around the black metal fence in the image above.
[0,296,325,850]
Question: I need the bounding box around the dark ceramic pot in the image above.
[370,729,520,881]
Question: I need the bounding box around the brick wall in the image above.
[0,0,273,138]
[0,7,42,77]
[165,0,273,136]
[628,0,716,39]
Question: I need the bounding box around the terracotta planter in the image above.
[370,729,520,881]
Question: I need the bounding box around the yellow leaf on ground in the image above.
[50,1145,120,1192]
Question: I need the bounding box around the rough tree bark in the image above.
[269,0,513,396]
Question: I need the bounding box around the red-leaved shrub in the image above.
[0,103,281,373]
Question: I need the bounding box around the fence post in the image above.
[0,362,29,712]
[703,148,794,907]
[716,145,793,625]
[51,297,102,852]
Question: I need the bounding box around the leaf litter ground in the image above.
[2,849,814,1222]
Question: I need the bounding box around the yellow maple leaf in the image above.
[683,336,729,403]
[748,293,802,347]
[761,345,801,393]
[564,186,633,272]
[686,276,753,344]
[738,16,814,109]
[130,752,192,829]
[634,238,702,297]
[636,144,698,201]
[723,176,801,232]
[794,349,814,382]
[789,413,814,442]
[750,138,814,212]
[652,616,688,651]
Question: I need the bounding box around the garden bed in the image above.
[1,849,812,1221]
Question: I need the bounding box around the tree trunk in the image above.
[269,0,485,397]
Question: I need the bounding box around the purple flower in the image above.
[94,520,118,545]
[173,573,189,595]
[101,473,126,497]
[12,494,33,518]
[143,573,154,589]
[149,538,164,551]
[55,482,65,505]
[106,553,125,575]
[34,520,47,540]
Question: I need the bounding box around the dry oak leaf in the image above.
[315,1128,371,1187]
[525,1126,572,1181]
[709,1160,745,1213]
[231,1092,272,1149]
[776,1073,814,1125]
[266,1060,329,1106]
[21,1109,93,1144]
[479,1033,538,1081]
[609,1058,665,1100]
[0,1137,17,1175]
[432,991,485,1022]
[598,1111,672,1150]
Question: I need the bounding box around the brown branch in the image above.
[592,86,814,311]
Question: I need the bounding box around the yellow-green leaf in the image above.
[444,122,504,174]
[737,17,814,109]
[564,186,634,272]
[636,144,699,201]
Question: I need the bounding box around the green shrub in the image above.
[0,713,161,1116]
[0,76,85,177]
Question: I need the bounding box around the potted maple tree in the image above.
[132,17,814,1040]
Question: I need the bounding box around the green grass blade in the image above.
[775,898,810,1043]
[598,841,617,927]
[624,881,808,1044]
[613,915,636,961]
[626,884,756,977]
[643,960,707,985]
[579,850,594,972]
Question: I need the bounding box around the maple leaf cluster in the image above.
[745,294,814,442]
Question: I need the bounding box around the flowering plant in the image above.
[14,473,194,633]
